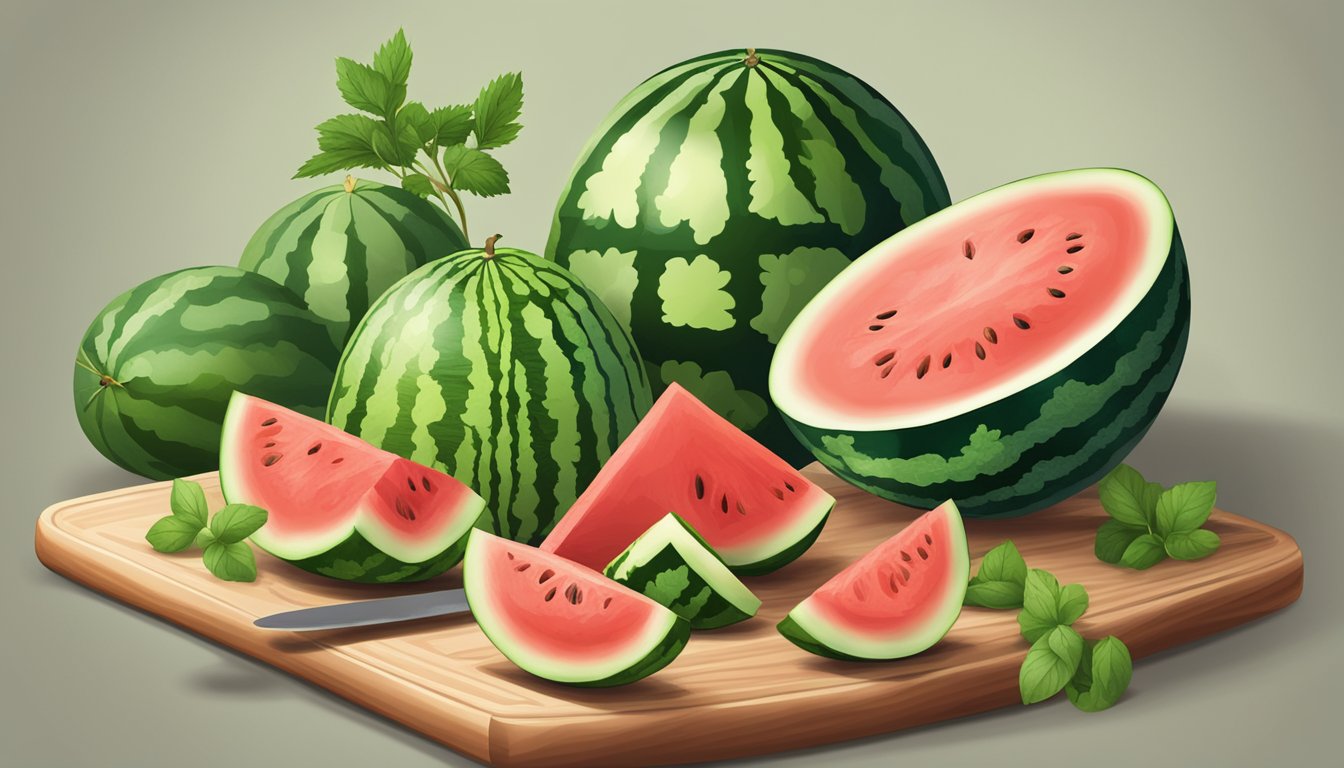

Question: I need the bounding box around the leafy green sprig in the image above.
[294,29,523,243]
[1096,464,1220,569]
[965,541,1134,711]
[145,479,268,582]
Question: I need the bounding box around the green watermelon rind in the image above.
[73,266,340,480]
[547,48,950,468]
[772,169,1190,518]
[778,501,970,660]
[463,532,690,687]
[727,503,832,577]
[239,178,467,348]
[604,513,762,630]
[276,529,470,584]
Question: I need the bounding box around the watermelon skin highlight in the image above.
[220,393,486,583]
[239,177,467,347]
[779,500,969,660]
[74,267,340,480]
[328,246,652,546]
[546,48,949,468]
[464,531,690,687]
[605,513,761,630]
[772,169,1191,518]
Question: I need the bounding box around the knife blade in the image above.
[253,588,471,631]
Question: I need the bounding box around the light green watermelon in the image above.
[74,266,341,479]
[547,48,949,466]
[239,176,467,347]
[605,513,761,630]
[327,239,652,545]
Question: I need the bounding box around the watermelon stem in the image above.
[483,234,503,260]
[343,175,356,194]
[744,48,760,67]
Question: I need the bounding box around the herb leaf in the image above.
[965,540,1028,608]
[1120,533,1167,570]
[472,72,523,149]
[146,515,203,553]
[966,581,1027,610]
[1020,625,1085,705]
[442,145,509,196]
[401,173,436,198]
[1098,464,1152,529]
[372,29,412,88]
[397,101,436,145]
[431,104,473,146]
[210,504,268,545]
[1019,569,1063,642]
[1066,636,1133,711]
[169,478,209,529]
[202,541,259,582]
[195,527,216,549]
[1056,583,1090,626]
[335,57,402,118]
[1155,481,1217,536]
[1095,519,1145,564]
[294,147,384,178]
[1164,529,1221,561]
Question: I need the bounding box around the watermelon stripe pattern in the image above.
[74,267,341,479]
[328,248,652,545]
[548,49,949,467]
[791,232,1191,518]
[239,178,467,347]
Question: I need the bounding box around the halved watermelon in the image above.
[771,169,1190,518]
[541,384,834,575]
[463,530,690,686]
[778,500,969,660]
[219,393,485,583]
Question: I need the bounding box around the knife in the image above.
[254,589,471,631]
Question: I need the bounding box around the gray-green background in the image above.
[2,1,1339,765]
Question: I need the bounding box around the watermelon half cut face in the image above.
[220,393,485,583]
[771,168,1191,517]
[542,384,835,575]
[463,530,690,687]
[778,500,969,660]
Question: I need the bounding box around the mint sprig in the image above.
[145,479,268,582]
[964,539,1028,609]
[294,29,523,243]
[1096,465,1221,568]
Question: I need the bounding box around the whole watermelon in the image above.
[327,239,652,545]
[239,176,467,347]
[546,48,949,466]
[74,266,341,479]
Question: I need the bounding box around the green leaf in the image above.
[1018,611,1058,644]
[371,119,420,167]
[1098,464,1152,529]
[372,29,412,88]
[1164,529,1221,561]
[1066,636,1133,712]
[965,581,1025,610]
[401,173,436,198]
[1056,583,1089,626]
[169,478,208,529]
[315,113,381,153]
[335,57,403,118]
[194,527,216,549]
[294,148,384,178]
[1142,482,1164,528]
[1155,481,1217,536]
[397,101,435,145]
[1095,519,1145,564]
[430,104,473,146]
[1120,533,1167,570]
[209,504,268,545]
[472,72,523,149]
[1021,569,1061,623]
[202,541,258,582]
[146,515,202,553]
[441,144,509,196]
[1020,625,1085,705]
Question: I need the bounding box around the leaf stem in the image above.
[432,152,470,242]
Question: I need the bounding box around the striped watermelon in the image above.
[239,176,467,347]
[770,169,1190,518]
[327,239,652,546]
[74,267,341,479]
[546,48,949,467]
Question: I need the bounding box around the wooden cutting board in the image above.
[35,467,1302,767]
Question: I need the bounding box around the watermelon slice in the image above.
[770,168,1190,518]
[541,384,834,575]
[605,513,761,630]
[463,530,690,686]
[219,393,485,583]
[778,500,969,660]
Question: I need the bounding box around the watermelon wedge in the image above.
[542,384,834,575]
[219,393,485,583]
[778,500,969,660]
[463,530,690,687]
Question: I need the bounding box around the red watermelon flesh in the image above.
[541,384,834,575]
[220,392,485,567]
[463,531,689,686]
